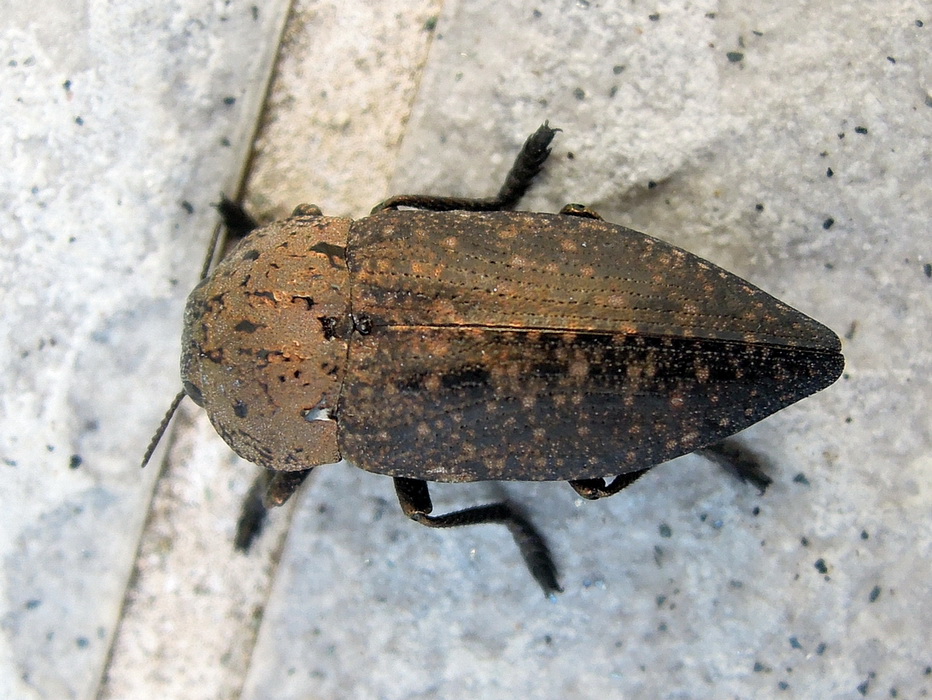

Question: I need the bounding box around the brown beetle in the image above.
[148,124,844,593]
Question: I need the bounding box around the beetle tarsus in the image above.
[371,122,559,214]
[393,476,562,595]
[493,121,560,210]
[568,469,651,500]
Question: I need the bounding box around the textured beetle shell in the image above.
[183,208,843,483]
[337,210,844,482]
[182,214,351,472]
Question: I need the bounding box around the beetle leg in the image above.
[371,122,560,214]
[697,439,772,492]
[265,468,315,507]
[393,476,562,595]
[234,468,314,551]
[216,195,260,241]
[568,469,651,500]
[558,203,604,220]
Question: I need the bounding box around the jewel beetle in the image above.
[146,123,844,594]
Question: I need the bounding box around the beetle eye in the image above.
[183,380,205,407]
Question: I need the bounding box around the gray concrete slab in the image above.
[239,2,931,699]
[99,0,443,698]
[0,2,290,698]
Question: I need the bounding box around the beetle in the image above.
[146,123,844,594]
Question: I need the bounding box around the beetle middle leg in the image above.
[393,476,562,595]
[568,469,651,500]
[372,122,560,214]
[569,437,772,503]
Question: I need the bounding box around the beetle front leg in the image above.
[393,476,562,595]
[235,467,314,551]
[568,469,651,500]
[216,195,260,241]
[372,122,559,214]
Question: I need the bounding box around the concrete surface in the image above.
[0,2,291,698]
[1,1,929,699]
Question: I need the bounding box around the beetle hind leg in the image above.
[568,468,651,500]
[371,122,559,214]
[393,476,562,595]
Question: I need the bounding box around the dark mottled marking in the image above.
[234,400,248,418]
[234,319,264,333]
[311,241,347,268]
[352,314,372,335]
[291,295,314,310]
[319,316,338,340]
[441,366,492,391]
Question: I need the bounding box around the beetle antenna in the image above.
[141,390,186,468]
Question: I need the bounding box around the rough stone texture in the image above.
[0,2,290,698]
